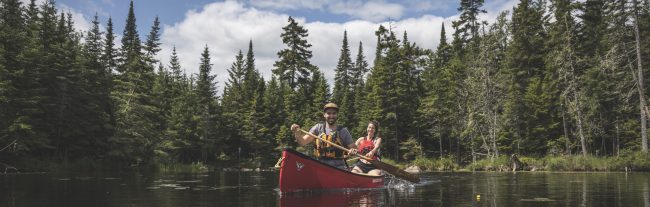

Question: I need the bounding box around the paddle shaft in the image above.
[298,129,371,160]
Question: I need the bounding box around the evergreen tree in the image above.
[241,40,268,162]
[144,16,161,66]
[264,76,287,150]
[272,16,320,142]
[333,30,352,104]
[102,17,117,73]
[546,0,586,155]
[78,13,113,157]
[222,50,246,159]
[452,0,487,49]
[348,42,369,135]
[333,31,354,127]
[109,1,158,164]
[195,46,219,161]
[165,74,200,162]
[272,16,316,89]
[503,0,549,154]
[0,0,45,154]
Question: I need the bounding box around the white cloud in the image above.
[247,0,404,22]
[247,0,329,10]
[329,1,404,22]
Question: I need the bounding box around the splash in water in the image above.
[384,173,436,190]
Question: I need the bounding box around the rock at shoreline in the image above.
[404,166,421,173]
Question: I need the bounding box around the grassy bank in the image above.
[405,152,650,172]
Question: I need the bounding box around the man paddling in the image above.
[291,103,358,170]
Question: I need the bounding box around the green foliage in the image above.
[464,156,510,171]
[409,156,459,171]
[157,161,209,173]
[400,138,422,161]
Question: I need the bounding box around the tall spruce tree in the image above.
[241,41,268,161]
[349,41,369,136]
[103,17,117,73]
[109,1,158,164]
[264,76,287,149]
[272,16,316,89]
[195,46,219,161]
[333,31,354,127]
[333,31,352,104]
[453,0,487,50]
[144,16,161,64]
[222,50,246,159]
[79,14,113,157]
[272,16,320,140]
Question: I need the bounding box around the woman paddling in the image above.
[351,121,382,176]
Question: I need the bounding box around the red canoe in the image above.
[279,148,385,192]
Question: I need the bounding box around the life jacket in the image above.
[314,123,346,159]
[357,138,380,160]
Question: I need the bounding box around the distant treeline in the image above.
[1,0,649,169]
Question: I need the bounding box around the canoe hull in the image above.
[279,148,384,192]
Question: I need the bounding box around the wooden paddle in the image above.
[299,129,420,183]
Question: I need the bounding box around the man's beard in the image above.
[327,118,336,125]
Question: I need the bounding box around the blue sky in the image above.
[50,0,518,92]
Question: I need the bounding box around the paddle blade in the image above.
[369,159,420,183]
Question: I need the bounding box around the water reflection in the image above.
[643,179,650,207]
[278,177,420,207]
[3,171,650,207]
[280,190,386,207]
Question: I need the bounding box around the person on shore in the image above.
[351,121,382,176]
[290,103,357,170]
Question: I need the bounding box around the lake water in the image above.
[2,171,649,206]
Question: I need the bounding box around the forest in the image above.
[1,0,649,171]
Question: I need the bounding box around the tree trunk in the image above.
[633,0,648,153]
[562,104,570,154]
[575,92,587,156]
[493,114,499,157]
[439,128,443,158]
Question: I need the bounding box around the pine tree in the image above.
[78,13,113,157]
[110,1,158,164]
[333,31,354,127]
[435,23,452,68]
[361,26,425,161]
[102,17,117,73]
[272,16,316,89]
[241,40,268,162]
[195,46,219,161]
[546,0,586,156]
[222,50,246,159]
[333,31,352,104]
[264,76,287,150]
[453,0,487,49]
[503,0,549,154]
[272,16,320,139]
[160,51,198,163]
[165,74,200,162]
[144,16,161,66]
